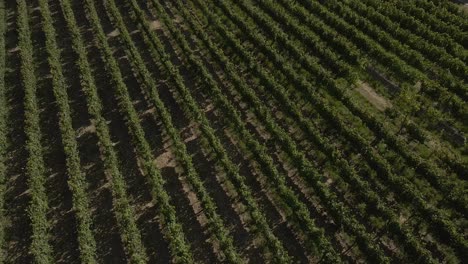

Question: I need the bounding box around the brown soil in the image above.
[149,20,162,31]
[107,28,119,38]
[356,81,392,111]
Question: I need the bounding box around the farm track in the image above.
[1,0,467,263]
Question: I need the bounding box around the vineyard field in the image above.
[0,0,467,263]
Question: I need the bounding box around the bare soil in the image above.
[356,81,392,111]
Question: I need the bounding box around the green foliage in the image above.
[38,0,97,262]
[2,0,467,263]
[60,0,148,262]
[17,0,53,262]
[102,0,243,261]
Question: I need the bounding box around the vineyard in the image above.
[0,0,467,263]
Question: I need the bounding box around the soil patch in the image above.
[356,81,392,111]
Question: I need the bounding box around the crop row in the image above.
[411,0,468,36]
[171,0,441,261]
[17,0,53,262]
[102,0,248,261]
[178,0,403,261]
[264,0,467,209]
[273,0,467,180]
[3,0,466,262]
[334,0,468,100]
[128,0,343,262]
[188,0,467,260]
[119,0,299,262]
[60,0,149,261]
[37,0,97,262]
[361,0,467,63]
[298,0,467,123]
